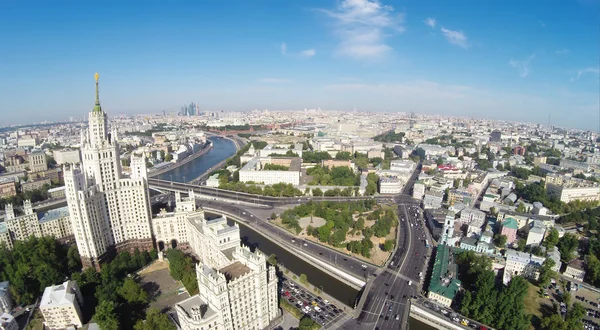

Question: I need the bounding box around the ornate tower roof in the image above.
[93,72,102,113]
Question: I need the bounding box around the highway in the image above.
[148,178,414,206]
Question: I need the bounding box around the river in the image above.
[157,136,237,182]
[159,138,436,329]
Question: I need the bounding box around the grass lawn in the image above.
[523,282,543,330]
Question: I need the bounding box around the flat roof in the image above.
[38,206,69,223]
[220,261,251,281]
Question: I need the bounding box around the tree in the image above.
[164,153,173,162]
[493,234,508,247]
[93,300,120,330]
[67,245,82,273]
[299,315,317,330]
[355,217,365,231]
[270,212,277,220]
[381,240,395,252]
[538,258,557,288]
[299,273,308,284]
[118,278,149,305]
[516,238,527,251]
[134,308,176,330]
[267,254,277,266]
[312,188,323,196]
[543,228,560,249]
[496,163,504,171]
[557,233,579,262]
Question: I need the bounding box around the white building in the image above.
[545,173,600,203]
[0,313,17,330]
[526,222,546,246]
[53,149,81,165]
[175,212,280,330]
[459,207,485,225]
[440,211,457,246]
[389,159,416,173]
[258,144,303,158]
[40,280,84,330]
[152,191,197,251]
[379,177,403,194]
[564,261,586,282]
[0,282,11,314]
[413,181,425,199]
[423,191,444,209]
[503,249,545,285]
[548,247,562,273]
[206,174,220,188]
[238,158,300,186]
[64,75,154,269]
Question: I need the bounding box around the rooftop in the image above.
[502,217,519,230]
[38,206,69,223]
[177,295,216,320]
[40,280,78,308]
[428,244,462,300]
[220,261,251,281]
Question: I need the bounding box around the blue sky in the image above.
[0,0,598,130]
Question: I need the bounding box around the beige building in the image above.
[64,76,153,269]
[21,178,51,192]
[239,157,301,186]
[545,173,600,203]
[175,209,280,330]
[29,152,48,173]
[0,180,16,199]
[40,280,84,329]
[564,260,586,282]
[0,313,18,330]
[2,202,73,248]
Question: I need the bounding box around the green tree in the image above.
[543,228,560,249]
[118,278,149,305]
[557,233,579,262]
[538,258,557,288]
[299,273,308,284]
[493,234,508,247]
[267,254,277,266]
[355,217,365,231]
[134,308,176,330]
[516,238,527,251]
[460,291,472,317]
[93,300,120,330]
[299,315,317,330]
[67,245,82,273]
[312,188,323,196]
[381,239,395,252]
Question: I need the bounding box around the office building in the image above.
[175,211,280,330]
[64,74,153,270]
[40,280,84,329]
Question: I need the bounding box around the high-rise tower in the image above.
[64,73,154,270]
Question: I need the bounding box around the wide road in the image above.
[339,200,430,330]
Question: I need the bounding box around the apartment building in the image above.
[564,260,586,282]
[40,280,84,330]
[0,282,11,314]
[0,180,16,199]
[379,177,403,194]
[175,211,279,330]
[0,313,17,330]
[29,151,48,173]
[502,249,544,285]
[64,75,153,270]
[2,202,73,248]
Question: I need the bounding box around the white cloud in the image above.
[259,78,293,84]
[555,49,570,55]
[440,27,468,49]
[571,67,600,81]
[319,0,405,60]
[300,49,316,57]
[424,17,436,28]
[509,54,535,77]
[280,42,316,58]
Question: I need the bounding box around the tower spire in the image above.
[93,72,102,113]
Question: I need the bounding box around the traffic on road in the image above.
[281,279,346,327]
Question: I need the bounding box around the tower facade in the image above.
[64,74,154,269]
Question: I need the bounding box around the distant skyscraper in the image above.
[490,130,502,142]
[64,74,153,269]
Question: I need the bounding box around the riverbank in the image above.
[149,140,213,178]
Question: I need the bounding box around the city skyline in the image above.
[0,0,598,130]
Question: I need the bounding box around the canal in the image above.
[157,136,237,182]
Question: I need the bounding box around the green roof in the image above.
[502,217,518,230]
[428,244,462,300]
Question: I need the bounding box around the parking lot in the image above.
[571,283,600,330]
[281,279,346,327]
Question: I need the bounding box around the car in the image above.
[395,314,400,320]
